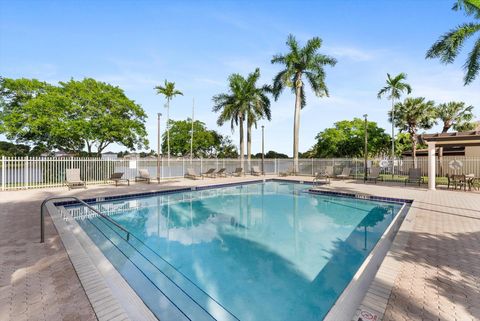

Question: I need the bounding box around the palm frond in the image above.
[463,37,480,84]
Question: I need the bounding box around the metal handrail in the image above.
[40,196,130,243]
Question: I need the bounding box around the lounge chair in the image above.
[215,168,227,177]
[313,171,330,186]
[202,168,216,178]
[232,167,243,177]
[65,168,86,190]
[251,166,262,176]
[279,166,294,177]
[404,168,423,186]
[109,172,130,186]
[185,168,202,180]
[336,167,351,180]
[135,169,151,184]
[365,167,383,184]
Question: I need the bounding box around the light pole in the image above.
[261,125,265,175]
[157,112,162,181]
[363,114,368,182]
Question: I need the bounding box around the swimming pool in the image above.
[67,181,405,321]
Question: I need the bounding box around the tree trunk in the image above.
[438,123,449,176]
[247,117,252,171]
[166,98,170,165]
[411,132,417,168]
[239,115,244,171]
[391,98,395,178]
[293,76,302,174]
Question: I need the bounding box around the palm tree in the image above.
[436,101,475,133]
[155,80,183,163]
[390,97,436,167]
[213,69,271,170]
[244,69,271,168]
[271,34,336,172]
[377,73,412,166]
[426,0,480,85]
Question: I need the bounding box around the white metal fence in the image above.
[1,156,479,191]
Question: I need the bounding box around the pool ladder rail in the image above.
[40,196,131,243]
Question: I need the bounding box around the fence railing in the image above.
[1,156,479,191]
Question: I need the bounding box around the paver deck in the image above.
[0,176,479,321]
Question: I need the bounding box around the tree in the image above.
[436,101,475,132]
[243,68,271,167]
[390,97,436,166]
[213,70,269,169]
[308,118,390,158]
[271,34,337,172]
[154,80,183,162]
[253,150,289,159]
[161,119,237,158]
[0,141,30,156]
[377,73,412,162]
[426,0,480,85]
[0,77,149,155]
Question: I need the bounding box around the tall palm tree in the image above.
[244,69,271,168]
[155,80,183,163]
[426,0,480,85]
[390,97,436,167]
[377,73,412,165]
[271,34,337,172]
[213,69,271,170]
[436,101,475,132]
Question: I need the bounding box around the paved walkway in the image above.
[0,176,479,321]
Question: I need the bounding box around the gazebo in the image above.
[420,130,480,190]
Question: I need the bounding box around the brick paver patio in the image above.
[0,176,479,321]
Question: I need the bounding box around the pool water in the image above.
[70,181,403,321]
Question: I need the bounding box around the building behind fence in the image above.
[1,156,479,191]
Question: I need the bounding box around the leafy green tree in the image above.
[0,141,30,156]
[426,0,480,85]
[390,97,436,166]
[0,78,148,155]
[162,119,237,158]
[253,150,289,158]
[377,73,412,160]
[308,118,390,158]
[271,34,337,172]
[436,101,475,132]
[154,80,183,162]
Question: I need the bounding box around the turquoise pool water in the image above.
[70,181,403,321]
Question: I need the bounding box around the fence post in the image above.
[200,157,203,174]
[183,158,185,176]
[1,156,5,191]
[24,156,29,189]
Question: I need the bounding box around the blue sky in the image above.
[1,0,479,155]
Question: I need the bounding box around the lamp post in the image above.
[363,114,368,182]
[261,125,265,175]
[157,112,162,181]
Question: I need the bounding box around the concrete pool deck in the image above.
[0,176,479,321]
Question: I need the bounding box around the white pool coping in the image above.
[47,180,412,321]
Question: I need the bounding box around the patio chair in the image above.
[365,167,383,184]
[232,167,243,177]
[404,168,423,186]
[451,174,467,191]
[108,172,130,187]
[135,169,151,184]
[279,166,294,177]
[202,168,217,178]
[336,167,351,180]
[313,171,330,186]
[215,168,227,177]
[65,168,86,190]
[251,166,262,176]
[185,168,202,180]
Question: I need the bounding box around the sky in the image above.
[1,0,479,156]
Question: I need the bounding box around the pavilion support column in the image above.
[427,142,436,190]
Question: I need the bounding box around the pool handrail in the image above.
[40,196,130,243]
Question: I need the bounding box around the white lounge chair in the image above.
[251,166,262,176]
[336,167,351,180]
[185,168,202,180]
[135,169,151,184]
[65,168,86,190]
